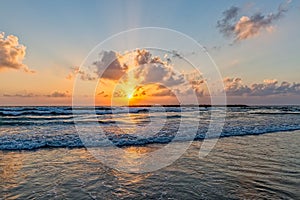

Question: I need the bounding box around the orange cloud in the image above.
[217,0,291,42]
[0,32,35,73]
[77,49,207,104]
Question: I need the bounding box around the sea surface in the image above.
[1,106,300,150]
[0,106,299,199]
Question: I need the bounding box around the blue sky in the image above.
[0,0,299,105]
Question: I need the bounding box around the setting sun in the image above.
[127,92,134,99]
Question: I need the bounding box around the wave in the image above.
[0,121,76,126]
[1,106,300,117]
[1,126,299,150]
[248,112,300,115]
[1,106,300,150]
[0,120,119,126]
[0,110,72,116]
[0,107,180,117]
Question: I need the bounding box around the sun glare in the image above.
[127,92,134,99]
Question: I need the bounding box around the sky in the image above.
[0,0,299,105]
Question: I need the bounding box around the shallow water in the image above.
[1,131,299,199]
[1,106,300,150]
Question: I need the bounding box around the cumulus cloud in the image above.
[94,51,128,80]
[132,71,206,98]
[224,77,300,96]
[224,77,251,95]
[66,66,96,81]
[217,0,291,42]
[91,49,187,90]
[134,64,185,87]
[75,49,207,98]
[134,49,153,65]
[91,49,186,86]
[132,50,185,87]
[181,71,206,96]
[0,32,35,73]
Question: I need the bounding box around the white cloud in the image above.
[0,32,34,73]
[224,77,300,96]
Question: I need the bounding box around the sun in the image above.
[114,70,138,101]
[127,92,134,99]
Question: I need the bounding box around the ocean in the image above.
[0,106,299,199]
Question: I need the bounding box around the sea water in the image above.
[0,106,299,199]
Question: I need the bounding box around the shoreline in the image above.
[1,130,299,199]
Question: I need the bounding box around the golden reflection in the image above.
[120,146,160,172]
[112,168,152,185]
[94,145,162,173]
[124,146,155,155]
[0,152,25,190]
[111,147,155,183]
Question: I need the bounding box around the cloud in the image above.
[217,0,291,42]
[97,91,109,97]
[217,6,240,38]
[91,49,186,88]
[2,91,70,98]
[132,50,185,87]
[113,90,126,98]
[94,51,128,80]
[46,91,70,98]
[143,85,175,97]
[134,63,185,87]
[132,70,206,98]
[97,91,104,96]
[0,32,35,73]
[170,50,184,59]
[134,49,153,65]
[182,71,206,96]
[68,49,300,99]
[224,77,251,95]
[66,66,96,81]
[133,86,147,97]
[91,49,186,86]
[224,77,300,96]
[3,93,39,98]
[77,49,208,98]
